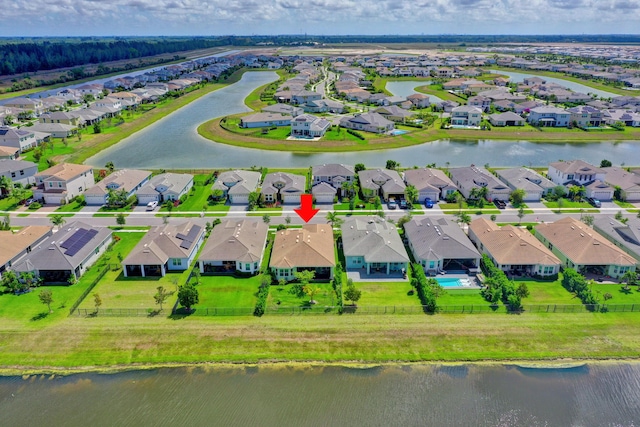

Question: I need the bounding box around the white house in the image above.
[33,163,94,205]
[450,106,482,126]
[135,173,193,205]
[0,126,39,152]
[84,169,152,206]
[211,170,261,205]
[290,114,331,138]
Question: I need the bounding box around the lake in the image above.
[87,71,640,169]
[1,363,639,426]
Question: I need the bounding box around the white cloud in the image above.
[0,0,639,35]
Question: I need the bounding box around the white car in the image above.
[146,201,158,211]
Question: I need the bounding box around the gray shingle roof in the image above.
[199,219,268,264]
[405,217,480,261]
[341,217,409,263]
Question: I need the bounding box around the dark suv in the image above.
[586,197,601,208]
[493,199,507,209]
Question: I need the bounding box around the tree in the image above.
[50,214,66,228]
[515,283,530,299]
[455,192,464,213]
[93,293,102,313]
[262,213,271,224]
[115,213,126,226]
[93,122,102,134]
[0,175,13,197]
[354,163,365,173]
[107,188,128,208]
[247,191,260,210]
[210,188,224,201]
[154,286,174,311]
[385,160,399,170]
[39,289,53,313]
[191,269,201,285]
[1,270,20,293]
[568,185,584,202]
[344,283,362,305]
[105,161,115,173]
[456,212,471,225]
[517,206,525,225]
[600,159,612,168]
[285,215,291,225]
[325,211,343,228]
[509,189,526,207]
[177,283,199,312]
[303,284,322,304]
[404,185,418,207]
[621,271,638,291]
[581,214,594,226]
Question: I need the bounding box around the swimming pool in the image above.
[391,129,408,135]
[435,277,471,287]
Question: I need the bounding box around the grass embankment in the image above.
[200,115,640,153]
[1,313,640,369]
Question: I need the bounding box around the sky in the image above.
[1,0,640,36]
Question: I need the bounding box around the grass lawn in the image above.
[196,275,261,309]
[543,200,595,210]
[518,280,578,304]
[592,283,640,304]
[355,281,420,307]
[0,190,33,211]
[613,200,636,209]
[55,200,85,213]
[437,289,488,306]
[267,282,337,309]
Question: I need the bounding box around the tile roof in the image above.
[341,217,409,263]
[270,224,335,269]
[123,222,203,265]
[199,219,268,264]
[0,226,53,267]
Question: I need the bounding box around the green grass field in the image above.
[196,275,261,309]
[267,282,337,309]
[355,281,420,306]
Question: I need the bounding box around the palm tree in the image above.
[404,185,419,207]
[50,214,66,228]
[0,175,13,197]
[326,211,343,228]
[621,271,638,291]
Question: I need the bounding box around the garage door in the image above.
[85,195,106,206]
[137,194,159,205]
[591,191,612,201]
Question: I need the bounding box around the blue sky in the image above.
[1,0,640,36]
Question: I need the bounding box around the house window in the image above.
[20,170,24,175]
[429,261,435,268]
[172,259,182,266]
[245,263,250,271]
[49,182,53,187]
[11,172,15,178]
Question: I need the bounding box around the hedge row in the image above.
[480,254,523,309]
[346,129,365,140]
[253,273,271,317]
[561,268,598,305]
[332,263,344,314]
[410,263,438,313]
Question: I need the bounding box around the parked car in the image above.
[24,198,36,206]
[425,198,434,209]
[493,199,507,209]
[146,200,158,211]
[399,199,407,209]
[586,197,601,208]
[387,199,398,210]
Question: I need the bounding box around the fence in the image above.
[67,264,111,315]
[72,303,640,318]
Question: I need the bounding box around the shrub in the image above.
[332,263,344,313]
[346,129,365,140]
[28,202,41,210]
[253,273,272,316]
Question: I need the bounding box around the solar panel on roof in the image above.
[64,229,99,257]
[61,228,89,249]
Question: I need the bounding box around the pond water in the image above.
[490,69,620,99]
[87,71,640,169]
[1,363,639,426]
[386,80,442,102]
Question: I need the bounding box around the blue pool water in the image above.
[391,129,408,135]
[435,277,464,287]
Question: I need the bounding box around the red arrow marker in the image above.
[294,194,319,223]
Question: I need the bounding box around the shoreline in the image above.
[3,358,639,377]
[198,116,640,153]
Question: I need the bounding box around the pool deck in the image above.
[434,273,482,290]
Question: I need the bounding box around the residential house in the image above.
[135,173,193,205]
[29,122,77,138]
[312,163,355,195]
[262,104,304,117]
[448,166,511,201]
[0,159,38,186]
[496,167,555,202]
[301,99,345,114]
[291,90,322,105]
[403,168,458,202]
[406,93,431,108]
[535,217,636,278]
[603,109,640,127]
[198,219,269,275]
[311,181,337,204]
[358,168,406,202]
[0,226,53,279]
[339,113,394,134]
[33,163,94,205]
[261,172,306,205]
[0,126,39,152]
[0,145,19,160]
[84,169,152,206]
[547,160,613,200]
[450,106,482,126]
[467,96,492,112]
[469,218,561,277]
[602,167,640,202]
[488,112,525,127]
[270,224,335,281]
[593,217,640,265]
[527,106,571,127]
[374,106,416,123]
[290,114,331,138]
[122,222,205,277]
[341,217,409,277]
[211,170,261,204]
[12,222,112,283]
[514,100,544,114]
[76,84,104,99]
[239,112,292,129]
[3,98,44,116]
[568,106,604,127]
[39,111,81,127]
[405,217,480,275]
